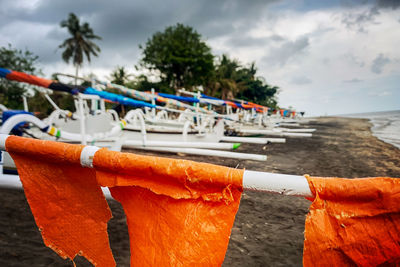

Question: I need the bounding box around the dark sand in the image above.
[0,117,400,266]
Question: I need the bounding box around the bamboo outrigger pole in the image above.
[0,134,313,197]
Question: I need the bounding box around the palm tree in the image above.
[209,54,244,99]
[59,13,101,85]
[110,66,133,86]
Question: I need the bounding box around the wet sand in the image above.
[0,117,399,266]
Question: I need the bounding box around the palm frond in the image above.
[58,12,101,67]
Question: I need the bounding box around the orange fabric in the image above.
[249,103,268,113]
[244,102,264,110]
[6,71,53,88]
[6,136,115,267]
[93,149,244,266]
[225,101,239,108]
[304,176,400,267]
[240,103,253,109]
[104,99,117,104]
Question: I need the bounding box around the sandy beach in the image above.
[0,116,399,266]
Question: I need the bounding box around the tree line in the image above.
[0,13,279,115]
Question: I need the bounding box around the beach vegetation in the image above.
[139,23,214,90]
[206,54,279,108]
[137,24,279,107]
[207,54,243,100]
[235,63,279,108]
[59,13,102,85]
[0,44,39,110]
[110,66,133,86]
[0,44,75,115]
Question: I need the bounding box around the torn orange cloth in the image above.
[304,176,400,267]
[6,136,115,267]
[93,148,244,266]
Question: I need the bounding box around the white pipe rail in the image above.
[278,122,301,127]
[0,134,312,197]
[156,110,169,121]
[0,104,8,111]
[221,136,286,144]
[182,120,193,142]
[22,96,29,112]
[134,146,267,161]
[77,95,87,145]
[0,114,125,142]
[151,88,156,117]
[124,109,147,145]
[47,109,75,125]
[44,94,61,111]
[0,165,22,188]
[239,129,312,137]
[100,99,106,112]
[243,171,312,196]
[107,109,119,121]
[278,128,316,133]
[123,140,240,150]
[161,106,233,120]
[0,114,48,134]
[178,109,193,122]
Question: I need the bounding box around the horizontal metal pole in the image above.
[132,146,267,161]
[239,129,312,137]
[221,136,286,144]
[0,134,314,197]
[243,170,312,197]
[123,140,239,150]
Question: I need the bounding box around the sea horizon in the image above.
[334,109,400,117]
[338,110,400,150]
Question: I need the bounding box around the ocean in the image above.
[340,110,400,149]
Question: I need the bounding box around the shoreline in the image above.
[336,110,400,150]
[0,117,399,266]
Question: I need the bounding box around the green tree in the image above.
[110,66,133,86]
[0,44,39,109]
[0,45,77,114]
[207,54,279,108]
[236,64,279,108]
[59,13,101,85]
[139,23,214,91]
[208,54,244,99]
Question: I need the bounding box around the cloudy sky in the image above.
[1,0,399,115]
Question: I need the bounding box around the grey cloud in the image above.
[343,78,363,83]
[263,36,309,66]
[227,34,285,47]
[371,53,390,74]
[341,7,380,33]
[376,0,400,9]
[340,0,399,33]
[340,0,399,9]
[13,0,279,39]
[291,76,312,85]
[0,0,280,69]
[270,35,285,42]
